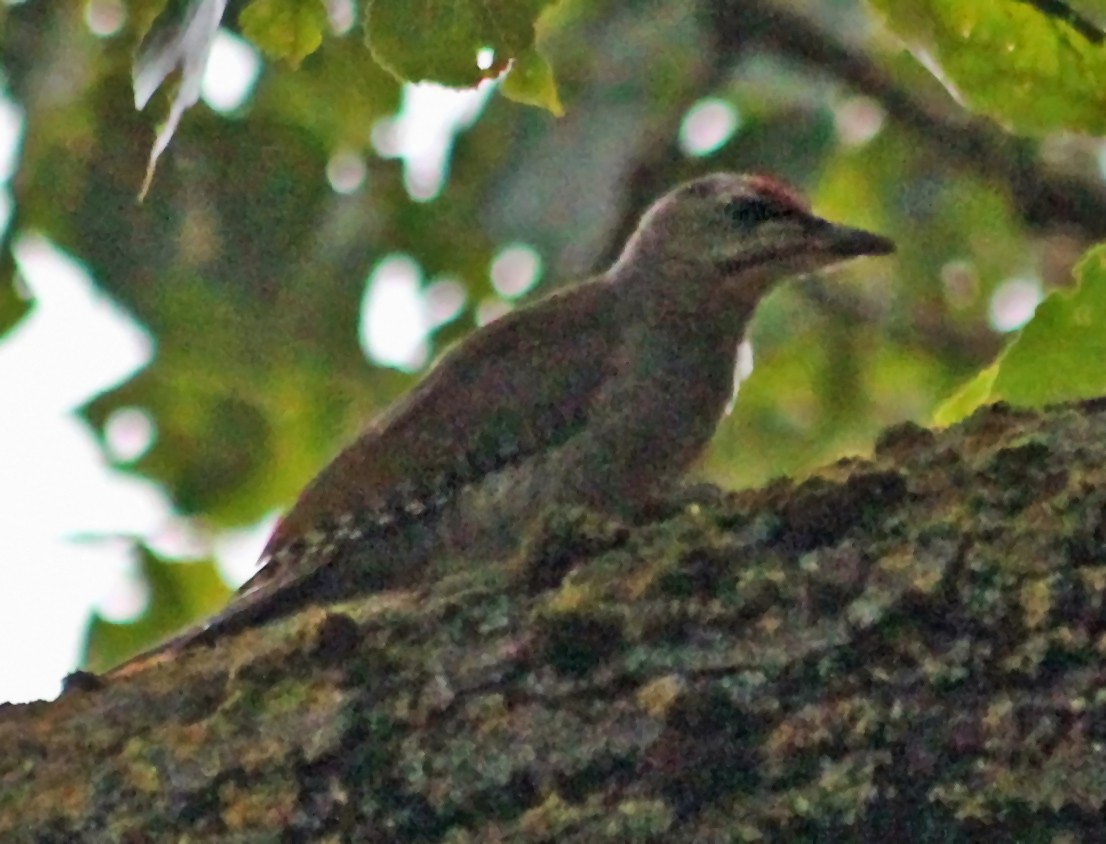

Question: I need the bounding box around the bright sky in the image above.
[0,28,493,703]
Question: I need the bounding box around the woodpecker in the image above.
[110,172,894,671]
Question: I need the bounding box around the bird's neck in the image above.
[610,260,753,351]
[605,275,743,434]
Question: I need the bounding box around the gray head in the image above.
[614,172,894,309]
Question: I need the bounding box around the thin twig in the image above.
[1018,0,1105,44]
[718,0,1106,239]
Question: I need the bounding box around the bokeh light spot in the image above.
[104,407,156,464]
[989,277,1042,332]
[426,277,467,328]
[360,254,430,371]
[371,82,495,201]
[326,0,355,35]
[834,96,884,146]
[941,260,980,309]
[326,150,367,194]
[678,98,740,158]
[84,0,126,37]
[201,30,261,114]
[491,243,542,300]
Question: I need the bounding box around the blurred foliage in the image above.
[992,244,1106,403]
[939,244,1106,421]
[83,546,232,673]
[870,0,1106,134]
[240,0,328,66]
[2,0,1106,668]
[366,0,558,90]
[0,243,30,334]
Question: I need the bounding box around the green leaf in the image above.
[127,0,174,45]
[82,545,234,672]
[868,0,1106,134]
[932,362,998,426]
[240,0,328,67]
[366,0,558,88]
[990,244,1106,406]
[0,245,32,337]
[501,46,563,115]
[934,243,1106,423]
[258,35,403,146]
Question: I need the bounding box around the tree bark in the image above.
[4,400,1106,841]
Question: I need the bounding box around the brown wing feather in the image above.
[263,277,620,558]
[107,280,621,676]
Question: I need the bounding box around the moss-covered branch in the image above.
[5,400,1106,840]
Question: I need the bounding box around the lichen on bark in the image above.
[4,400,1106,841]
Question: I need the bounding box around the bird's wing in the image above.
[105,280,621,676]
[263,277,622,558]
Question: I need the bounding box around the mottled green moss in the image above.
[5,400,1106,840]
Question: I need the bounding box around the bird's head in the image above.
[616,172,894,311]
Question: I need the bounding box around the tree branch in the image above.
[4,399,1106,838]
[1017,0,1105,45]
[722,0,1106,238]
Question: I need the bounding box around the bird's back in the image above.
[259,276,623,577]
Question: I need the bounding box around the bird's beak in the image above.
[813,219,896,258]
[714,215,895,281]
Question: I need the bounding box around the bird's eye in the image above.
[724,197,784,227]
